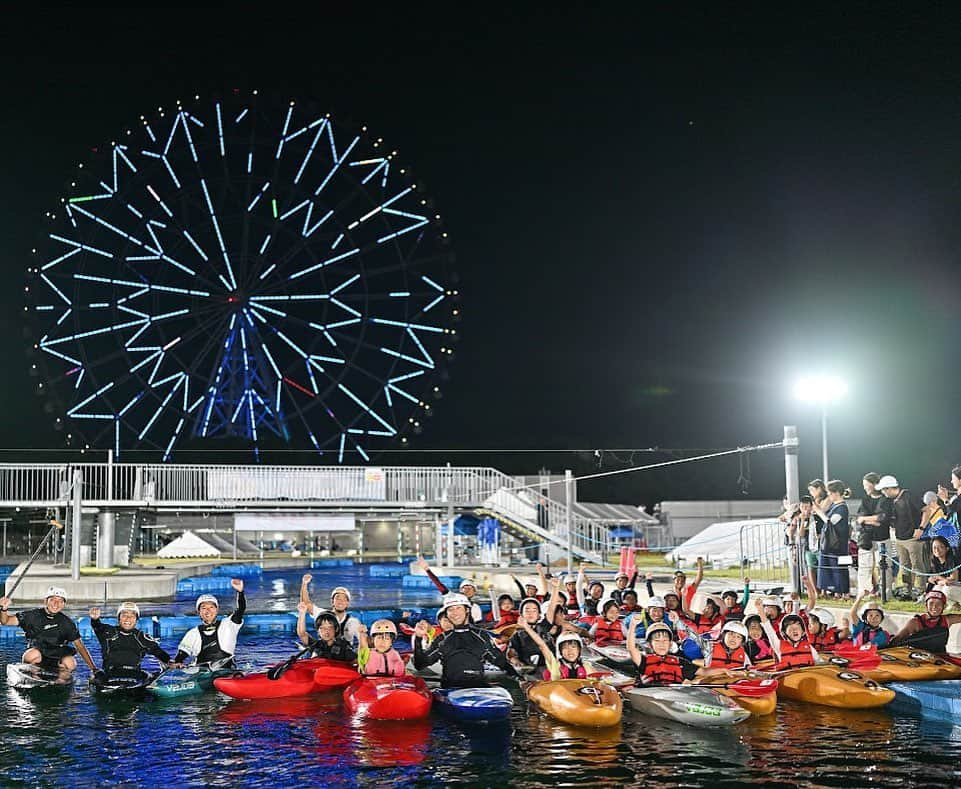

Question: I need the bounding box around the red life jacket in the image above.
[543,660,587,681]
[495,609,519,626]
[914,614,949,630]
[690,613,723,635]
[811,626,840,652]
[593,618,625,645]
[641,654,684,685]
[620,604,644,615]
[727,604,744,618]
[710,640,748,668]
[775,636,815,670]
[565,601,581,619]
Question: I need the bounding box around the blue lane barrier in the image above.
[311,559,355,568]
[369,564,408,578]
[402,574,462,590]
[176,577,235,594]
[210,564,263,577]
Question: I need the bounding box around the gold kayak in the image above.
[696,673,777,716]
[865,647,961,682]
[526,678,623,727]
[773,666,894,709]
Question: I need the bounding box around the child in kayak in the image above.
[743,614,773,663]
[701,620,752,673]
[508,579,563,667]
[412,593,521,688]
[756,598,818,670]
[626,617,699,685]
[721,579,750,620]
[301,575,363,645]
[0,586,97,677]
[576,563,605,617]
[174,579,245,668]
[517,618,596,680]
[89,602,173,684]
[806,607,845,652]
[357,619,405,677]
[511,563,548,602]
[759,595,785,631]
[299,606,357,661]
[563,575,581,619]
[610,571,637,607]
[848,592,891,647]
[590,600,627,646]
[486,586,519,627]
[619,589,644,616]
[679,594,726,636]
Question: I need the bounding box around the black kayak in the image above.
[90,671,162,698]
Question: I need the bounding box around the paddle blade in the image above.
[730,678,778,697]
[266,658,295,681]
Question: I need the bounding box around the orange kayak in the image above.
[773,666,894,709]
[526,678,623,727]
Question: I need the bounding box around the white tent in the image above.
[666,518,786,570]
[157,530,221,558]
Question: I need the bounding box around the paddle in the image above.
[895,628,950,653]
[266,642,317,680]
[694,678,778,697]
[4,519,64,600]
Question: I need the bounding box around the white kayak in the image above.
[6,663,75,690]
[625,685,750,728]
[413,661,507,680]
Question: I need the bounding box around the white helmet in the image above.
[116,601,140,618]
[721,620,749,639]
[438,592,471,617]
[45,586,67,602]
[458,579,478,593]
[647,596,666,609]
[195,593,219,611]
[859,602,885,622]
[330,586,351,602]
[808,607,835,627]
[760,595,783,610]
[555,632,583,658]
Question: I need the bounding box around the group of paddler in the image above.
[3,556,961,727]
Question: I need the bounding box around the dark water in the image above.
[3,569,961,787]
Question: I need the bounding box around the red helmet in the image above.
[924,590,947,605]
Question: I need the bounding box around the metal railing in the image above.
[738,519,792,585]
[0,462,614,564]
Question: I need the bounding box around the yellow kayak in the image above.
[696,673,778,716]
[526,678,623,728]
[773,666,894,709]
[870,648,961,682]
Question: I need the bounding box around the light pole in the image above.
[793,376,847,482]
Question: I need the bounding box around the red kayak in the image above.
[214,659,359,700]
[343,675,432,720]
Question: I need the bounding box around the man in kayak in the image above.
[890,589,961,652]
[89,602,174,684]
[357,619,405,676]
[625,617,699,685]
[173,579,245,668]
[298,606,357,661]
[301,575,363,645]
[412,592,522,687]
[0,586,97,677]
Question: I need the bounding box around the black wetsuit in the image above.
[16,608,81,669]
[91,619,171,679]
[174,591,246,667]
[508,620,555,665]
[311,637,357,662]
[413,625,521,688]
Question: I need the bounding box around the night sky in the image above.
[2,6,960,506]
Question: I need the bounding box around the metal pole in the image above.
[71,469,82,581]
[565,469,573,575]
[107,448,114,502]
[821,407,829,482]
[446,502,455,569]
[1,518,7,558]
[784,426,799,508]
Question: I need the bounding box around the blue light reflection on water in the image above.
[3,567,961,785]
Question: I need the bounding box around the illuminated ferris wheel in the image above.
[27,92,459,461]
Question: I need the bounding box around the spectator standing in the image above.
[855,472,885,595]
[813,480,851,597]
[876,476,923,597]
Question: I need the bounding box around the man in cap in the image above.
[89,601,173,683]
[864,476,921,597]
[0,586,96,676]
[173,578,245,667]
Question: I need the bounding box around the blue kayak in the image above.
[432,686,514,722]
[889,680,961,724]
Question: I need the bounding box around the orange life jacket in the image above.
[811,626,840,652]
[775,636,815,670]
[710,640,748,668]
[641,654,684,684]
